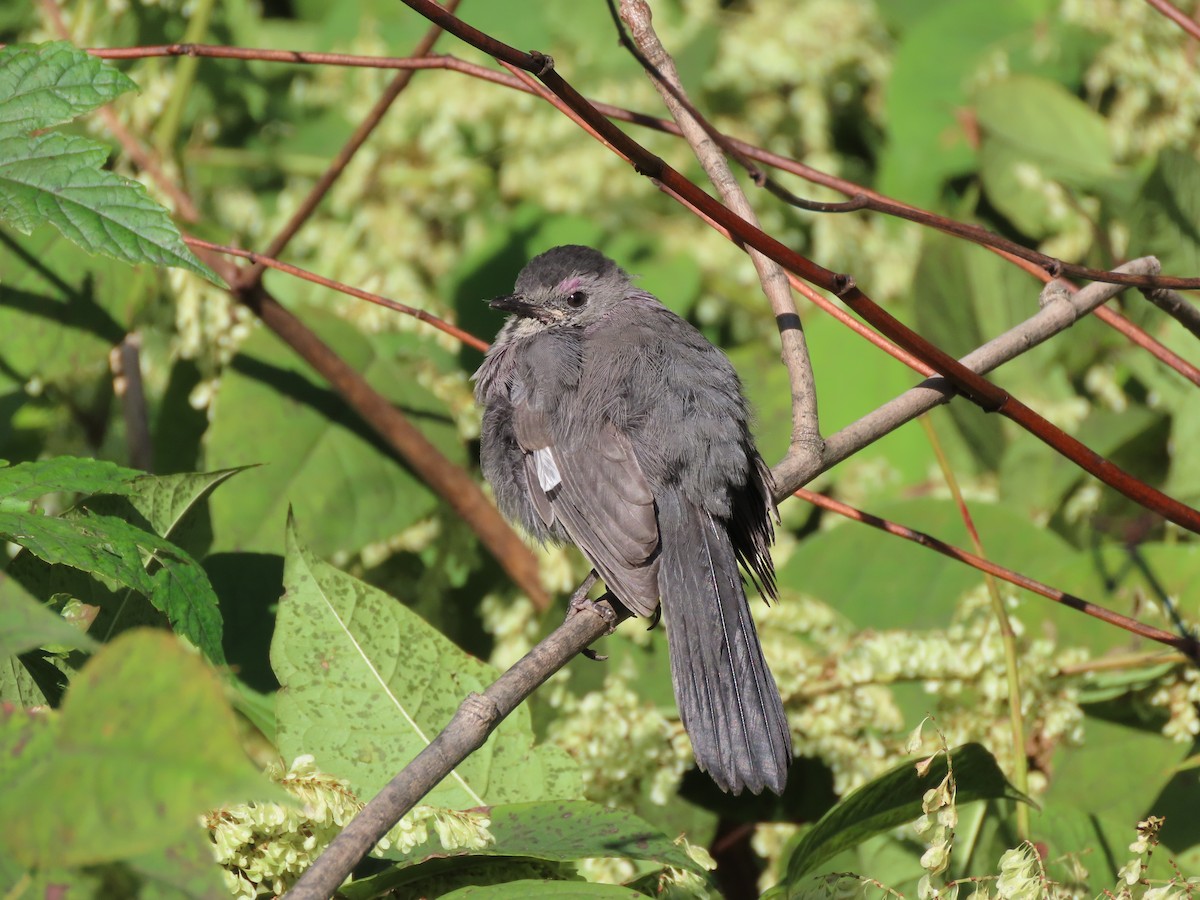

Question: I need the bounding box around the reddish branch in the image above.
[391,0,1200,534]
[793,487,1198,658]
[1145,0,1200,42]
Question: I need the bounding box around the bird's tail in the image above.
[657,491,792,795]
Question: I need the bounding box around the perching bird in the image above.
[473,245,791,795]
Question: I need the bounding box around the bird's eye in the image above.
[567,291,588,308]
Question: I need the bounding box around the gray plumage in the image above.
[474,245,791,795]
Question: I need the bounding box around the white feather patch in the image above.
[533,447,562,492]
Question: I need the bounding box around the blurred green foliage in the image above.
[2,0,1199,897]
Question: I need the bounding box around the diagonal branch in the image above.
[396,0,1200,535]
[616,0,822,469]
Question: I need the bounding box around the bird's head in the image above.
[490,245,633,330]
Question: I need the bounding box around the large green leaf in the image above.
[0,508,225,664]
[204,308,467,557]
[1043,715,1192,829]
[0,629,275,868]
[779,744,1027,884]
[0,41,136,137]
[272,515,581,807]
[879,1,1044,205]
[778,498,1088,635]
[0,44,217,282]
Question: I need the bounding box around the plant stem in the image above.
[920,413,1031,840]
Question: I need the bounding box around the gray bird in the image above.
[473,245,791,795]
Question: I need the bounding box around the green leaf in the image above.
[103,468,246,540]
[0,629,275,868]
[0,456,141,507]
[1043,715,1191,828]
[0,42,137,137]
[0,131,217,281]
[0,587,98,658]
[440,882,646,899]
[781,744,1028,883]
[272,515,581,808]
[0,508,225,665]
[1131,149,1200,278]
[205,309,467,557]
[879,1,1043,205]
[975,74,1114,186]
[777,498,1081,633]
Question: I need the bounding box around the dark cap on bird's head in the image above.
[489,245,633,326]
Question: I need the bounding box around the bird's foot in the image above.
[565,577,618,661]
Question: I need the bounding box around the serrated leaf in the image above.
[124,468,247,541]
[0,42,137,137]
[781,744,1028,883]
[0,629,277,867]
[0,456,141,507]
[0,130,217,281]
[273,515,581,808]
[0,587,98,658]
[0,508,225,664]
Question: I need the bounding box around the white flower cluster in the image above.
[757,588,1087,797]
[202,755,492,899]
[914,755,958,900]
[1061,0,1200,159]
[546,671,691,807]
[1145,662,1200,742]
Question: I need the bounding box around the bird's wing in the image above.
[512,398,660,617]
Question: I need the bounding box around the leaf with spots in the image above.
[272,512,581,807]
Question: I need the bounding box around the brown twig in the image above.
[797,265,1158,490]
[617,0,823,467]
[109,333,154,471]
[793,486,1198,657]
[1139,287,1200,341]
[248,0,461,282]
[185,238,489,353]
[1145,0,1200,41]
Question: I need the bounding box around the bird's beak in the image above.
[489,294,554,322]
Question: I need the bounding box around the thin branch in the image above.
[616,0,822,467]
[248,0,460,282]
[782,261,1158,491]
[397,0,1200,535]
[1140,287,1200,340]
[1144,0,1200,42]
[792,486,1198,658]
[1093,304,1200,386]
[69,41,1200,293]
[184,238,489,352]
[285,598,627,900]
[109,333,154,471]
